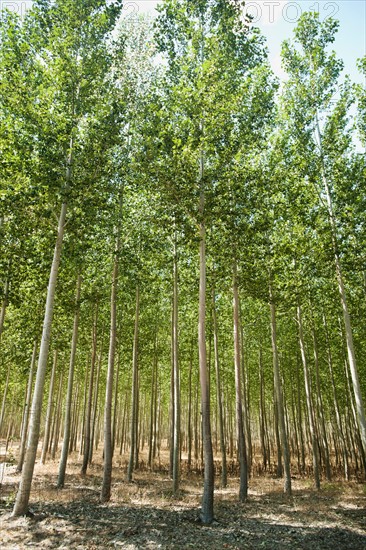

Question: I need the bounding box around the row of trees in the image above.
[0,0,365,524]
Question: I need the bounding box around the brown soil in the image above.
[0,446,365,549]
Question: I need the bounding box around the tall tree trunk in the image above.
[0,362,11,438]
[269,283,291,495]
[212,288,227,487]
[343,355,366,475]
[112,351,120,457]
[198,149,214,524]
[148,330,157,469]
[52,378,63,460]
[187,337,193,470]
[127,286,139,482]
[259,347,269,471]
[316,114,366,455]
[57,274,82,488]
[81,302,98,475]
[89,338,103,464]
[172,233,180,494]
[0,270,10,343]
[233,261,248,500]
[12,199,68,517]
[239,314,252,475]
[101,239,119,502]
[323,313,349,479]
[17,340,37,472]
[312,322,331,480]
[297,303,320,490]
[79,357,89,456]
[169,306,175,479]
[41,350,58,464]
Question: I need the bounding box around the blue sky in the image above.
[4,1,365,84]
[120,0,366,85]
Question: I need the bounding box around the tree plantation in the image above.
[0,1,366,547]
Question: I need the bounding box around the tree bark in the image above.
[81,303,98,475]
[57,274,82,488]
[312,322,331,480]
[101,242,119,502]
[259,347,269,471]
[297,303,320,490]
[316,114,366,455]
[12,199,68,516]
[89,339,103,464]
[172,232,180,494]
[17,340,38,472]
[41,349,58,464]
[0,270,9,343]
[0,362,11,438]
[148,329,158,469]
[233,261,248,501]
[212,288,227,487]
[269,283,291,495]
[323,313,349,479]
[198,150,214,524]
[127,286,140,482]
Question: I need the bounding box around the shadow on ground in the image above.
[1,494,365,549]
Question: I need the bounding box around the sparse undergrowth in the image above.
[0,447,365,549]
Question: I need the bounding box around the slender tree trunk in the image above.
[233,261,248,500]
[127,286,139,482]
[323,313,349,479]
[198,151,214,524]
[269,283,291,495]
[41,350,58,464]
[240,315,252,475]
[71,383,81,452]
[49,371,62,455]
[273,390,282,477]
[169,298,175,477]
[296,357,306,474]
[12,199,68,516]
[343,355,366,475]
[172,233,180,494]
[0,362,11,438]
[212,288,227,487]
[17,340,37,472]
[90,339,103,464]
[187,338,193,470]
[148,331,157,469]
[312,322,331,480]
[81,303,98,475]
[112,351,120,457]
[101,242,119,502]
[297,303,320,490]
[0,272,9,343]
[259,347,268,471]
[316,115,366,455]
[52,380,63,460]
[79,357,89,456]
[57,274,82,488]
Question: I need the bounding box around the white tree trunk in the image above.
[12,200,67,516]
[172,234,180,494]
[297,304,320,489]
[269,283,292,495]
[41,349,58,464]
[17,340,38,472]
[233,261,248,501]
[101,249,119,501]
[57,274,82,488]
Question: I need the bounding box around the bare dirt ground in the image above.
[1,445,365,549]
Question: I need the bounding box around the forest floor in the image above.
[0,444,365,549]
